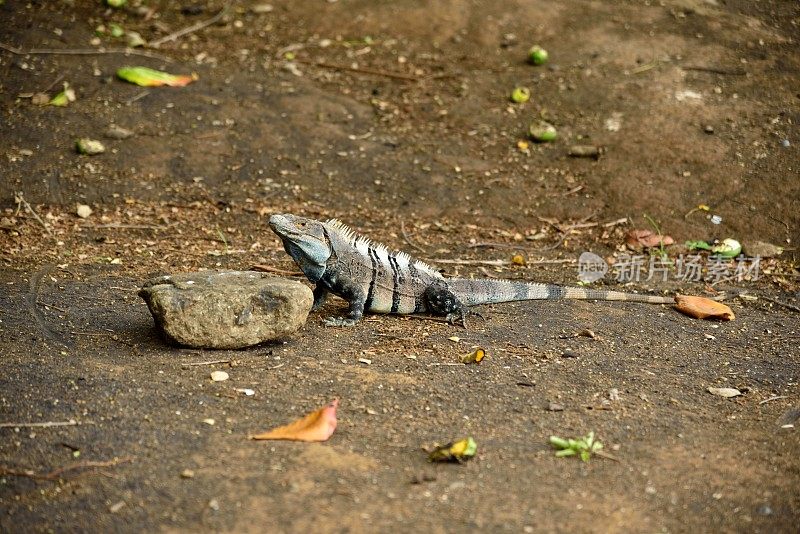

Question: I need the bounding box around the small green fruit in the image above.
[712,238,742,258]
[106,0,127,7]
[510,87,531,103]
[528,45,549,65]
[529,120,557,142]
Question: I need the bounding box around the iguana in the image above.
[268,213,674,326]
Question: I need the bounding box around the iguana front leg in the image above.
[320,273,366,327]
[312,284,329,311]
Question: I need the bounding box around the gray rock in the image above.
[742,240,783,258]
[105,124,135,140]
[139,271,312,349]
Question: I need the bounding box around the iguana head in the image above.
[268,214,331,282]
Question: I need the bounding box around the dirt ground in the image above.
[1,0,799,532]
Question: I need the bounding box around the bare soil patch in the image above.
[1,1,799,532]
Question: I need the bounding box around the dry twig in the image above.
[181,359,232,367]
[403,315,452,324]
[400,221,425,252]
[37,300,68,313]
[0,42,172,62]
[82,223,167,230]
[759,395,788,405]
[761,296,800,313]
[293,58,420,81]
[14,192,51,235]
[0,419,82,428]
[125,90,151,105]
[427,258,507,266]
[149,3,231,47]
[250,264,304,276]
[0,457,132,481]
[683,65,746,76]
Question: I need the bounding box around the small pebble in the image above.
[251,3,274,13]
[105,124,134,140]
[75,138,105,155]
[76,204,92,219]
[781,139,790,148]
[546,402,565,412]
[757,504,773,516]
[108,501,126,513]
[561,350,578,358]
[704,125,714,134]
[210,370,229,382]
[180,469,195,479]
[707,387,741,398]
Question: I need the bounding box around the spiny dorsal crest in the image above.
[325,218,442,278]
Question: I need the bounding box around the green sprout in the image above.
[642,213,670,256]
[549,431,603,462]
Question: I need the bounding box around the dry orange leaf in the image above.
[674,295,734,321]
[250,399,339,442]
[625,229,674,249]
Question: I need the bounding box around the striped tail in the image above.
[447,278,675,306]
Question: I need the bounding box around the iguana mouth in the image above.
[268,214,298,238]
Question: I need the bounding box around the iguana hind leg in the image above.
[422,284,470,327]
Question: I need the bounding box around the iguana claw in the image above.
[446,308,484,329]
[446,311,468,329]
[323,317,357,327]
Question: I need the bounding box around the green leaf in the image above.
[116,67,197,87]
[49,83,76,106]
[685,240,712,251]
[549,436,570,449]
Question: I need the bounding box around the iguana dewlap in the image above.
[268,213,673,326]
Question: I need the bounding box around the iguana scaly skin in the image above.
[269,213,674,326]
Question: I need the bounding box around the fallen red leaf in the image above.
[674,295,735,321]
[250,399,339,442]
[626,229,674,249]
